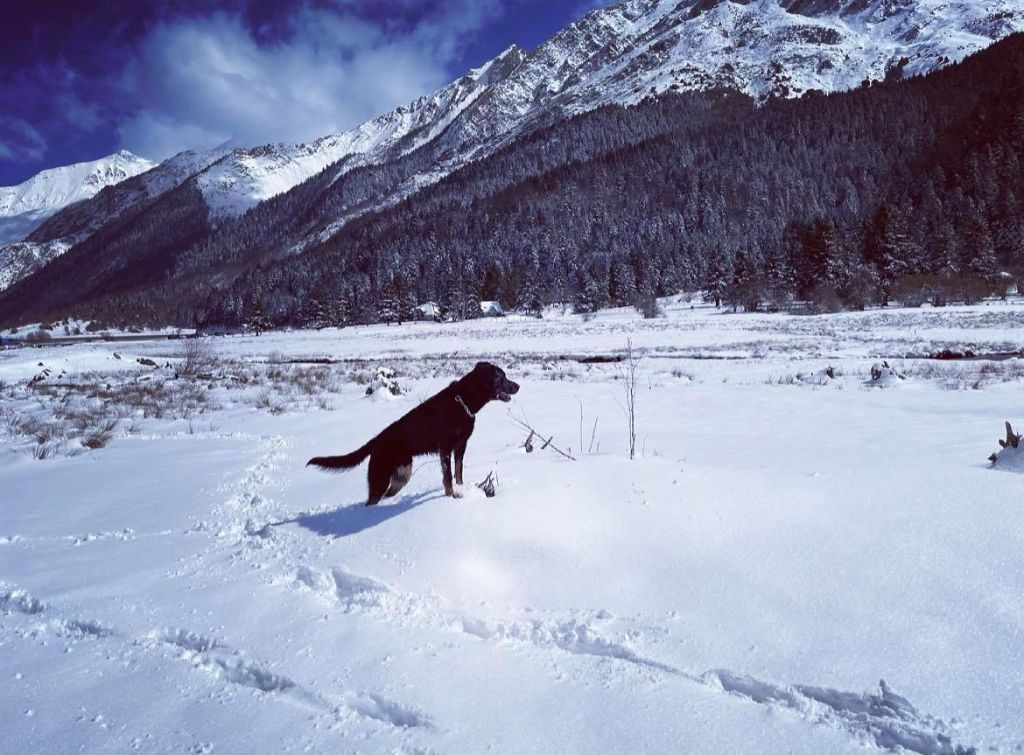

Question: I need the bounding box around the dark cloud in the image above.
[0,0,587,184]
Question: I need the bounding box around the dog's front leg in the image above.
[454,440,467,487]
[440,452,461,498]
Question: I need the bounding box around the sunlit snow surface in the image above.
[2,299,1023,752]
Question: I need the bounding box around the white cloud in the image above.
[117,2,505,161]
[0,118,47,163]
[572,0,615,19]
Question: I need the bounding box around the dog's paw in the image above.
[451,487,464,499]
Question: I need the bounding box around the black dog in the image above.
[308,362,520,505]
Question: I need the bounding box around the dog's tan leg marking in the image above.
[454,442,466,487]
[385,463,412,498]
[441,453,461,497]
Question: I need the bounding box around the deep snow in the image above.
[2,301,1023,752]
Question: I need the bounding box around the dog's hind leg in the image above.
[366,453,392,506]
[385,456,413,498]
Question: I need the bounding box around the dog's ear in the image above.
[473,361,489,372]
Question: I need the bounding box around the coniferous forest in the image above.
[1,34,1022,329]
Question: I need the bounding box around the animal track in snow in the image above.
[154,627,430,729]
[157,628,298,694]
[705,671,971,755]
[347,692,432,729]
[290,564,973,753]
[1,584,115,641]
[296,565,392,611]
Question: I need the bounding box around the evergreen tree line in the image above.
[2,35,1022,328]
[202,36,1024,328]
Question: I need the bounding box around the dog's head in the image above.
[471,361,520,403]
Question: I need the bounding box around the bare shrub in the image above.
[635,293,662,319]
[615,338,643,460]
[180,338,217,376]
[253,389,286,415]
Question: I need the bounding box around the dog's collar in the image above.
[454,394,475,418]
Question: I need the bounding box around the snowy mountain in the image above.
[190,0,1024,223]
[1,0,1022,321]
[26,148,227,245]
[0,150,154,245]
[0,150,227,294]
[193,45,527,219]
[24,0,1024,233]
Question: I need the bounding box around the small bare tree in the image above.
[615,338,642,460]
[180,338,216,377]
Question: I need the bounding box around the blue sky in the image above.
[0,0,610,185]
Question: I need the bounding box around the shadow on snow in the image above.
[281,489,444,538]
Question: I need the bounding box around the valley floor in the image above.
[1,300,1023,752]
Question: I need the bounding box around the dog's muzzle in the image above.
[497,380,520,402]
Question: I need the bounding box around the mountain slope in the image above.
[32,0,1023,239]
[0,150,223,294]
[166,0,1024,231]
[0,150,154,245]
[1,0,1022,325]
[185,32,1017,327]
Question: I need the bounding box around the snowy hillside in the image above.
[1,0,1021,326]
[0,151,153,245]
[190,0,1024,220]
[0,149,226,294]
[98,0,1019,225]
[195,46,525,218]
[0,240,72,293]
[2,302,1024,751]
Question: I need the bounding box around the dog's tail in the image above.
[307,440,374,472]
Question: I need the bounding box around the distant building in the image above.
[480,300,504,317]
[415,302,441,321]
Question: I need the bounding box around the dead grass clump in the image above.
[904,359,1024,390]
[253,389,287,415]
[82,419,117,449]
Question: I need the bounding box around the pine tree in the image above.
[702,251,729,308]
[863,204,918,305]
[438,273,461,321]
[792,217,846,298]
[462,282,481,317]
[608,259,637,307]
[246,296,272,335]
[517,268,544,317]
[965,211,998,278]
[304,290,330,330]
[377,283,399,325]
[573,269,602,314]
[390,272,416,324]
[725,250,763,312]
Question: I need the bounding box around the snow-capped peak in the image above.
[188,0,1024,222]
[0,151,155,244]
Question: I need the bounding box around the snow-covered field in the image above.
[2,301,1023,753]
